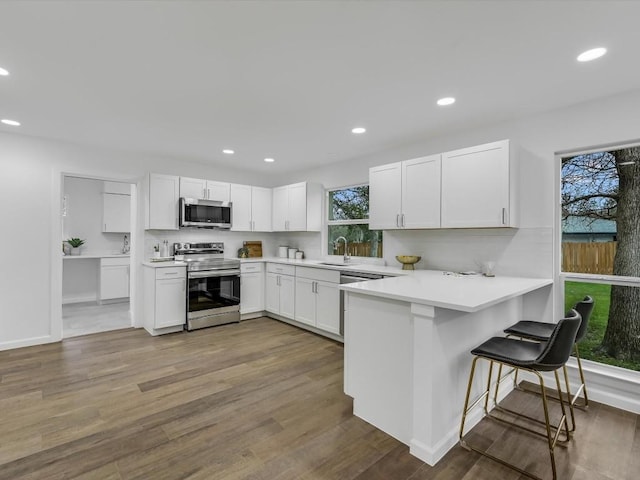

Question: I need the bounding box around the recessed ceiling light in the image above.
[351,127,366,134]
[1,119,20,126]
[437,97,456,106]
[264,158,275,163]
[577,47,607,62]
[222,149,234,154]
[0,67,8,76]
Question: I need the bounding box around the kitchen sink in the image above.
[318,262,359,267]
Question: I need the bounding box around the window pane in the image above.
[561,146,640,277]
[564,280,640,371]
[328,225,383,258]
[329,186,370,221]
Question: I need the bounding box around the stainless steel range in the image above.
[173,242,241,331]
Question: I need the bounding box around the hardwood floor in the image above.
[0,317,637,479]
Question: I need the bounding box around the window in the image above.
[560,145,640,371]
[327,185,382,258]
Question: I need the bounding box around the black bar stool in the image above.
[459,309,582,480]
[505,296,594,410]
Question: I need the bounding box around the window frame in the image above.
[555,141,640,377]
[324,183,381,259]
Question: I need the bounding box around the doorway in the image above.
[61,175,136,337]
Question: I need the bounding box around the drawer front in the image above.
[241,262,264,273]
[156,267,186,280]
[101,257,130,267]
[295,266,339,283]
[267,263,295,276]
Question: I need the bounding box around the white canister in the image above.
[288,248,297,259]
[278,246,289,258]
[295,251,303,260]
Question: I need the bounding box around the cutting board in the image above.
[243,241,263,258]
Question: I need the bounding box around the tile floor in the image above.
[63,301,131,338]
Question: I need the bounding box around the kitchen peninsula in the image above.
[340,271,553,466]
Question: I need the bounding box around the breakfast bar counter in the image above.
[340,271,552,466]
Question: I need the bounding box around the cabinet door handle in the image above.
[402,214,405,227]
[396,214,400,227]
[502,208,506,225]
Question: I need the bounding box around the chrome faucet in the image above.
[122,234,130,254]
[334,236,350,263]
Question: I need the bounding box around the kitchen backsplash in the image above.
[144,229,280,259]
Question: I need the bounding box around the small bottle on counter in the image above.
[161,240,169,257]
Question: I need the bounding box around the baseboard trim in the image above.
[0,335,58,352]
[266,312,344,343]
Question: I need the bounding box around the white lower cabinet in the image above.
[265,263,295,319]
[240,263,264,315]
[144,266,186,335]
[294,267,340,335]
[100,257,130,302]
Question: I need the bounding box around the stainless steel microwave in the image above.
[179,198,232,229]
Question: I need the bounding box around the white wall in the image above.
[278,89,640,284]
[0,132,277,350]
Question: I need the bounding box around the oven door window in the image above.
[184,204,231,225]
[188,274,240,312]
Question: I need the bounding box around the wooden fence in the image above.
[333,241,383,258]
[562,242,616,274]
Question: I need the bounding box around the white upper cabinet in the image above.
[179,177,207,199]
[103,193,131,233]
[251,186,272,232]
[369,154,441,230]
[441,139,516,228]
[179,177,230,202]
[146,173,179,230]
[369,162,402,230]
[206,181,231,202]
[230,184,272,232]
[271,182,322,232]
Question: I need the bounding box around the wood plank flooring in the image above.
[0,317,638,479]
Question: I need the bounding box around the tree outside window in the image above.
[561,146,640,367]
[327,185,382,258]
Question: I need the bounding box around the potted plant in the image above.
[66,237,85,255]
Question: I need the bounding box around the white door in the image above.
[265,273,280,313]
[441,140,510,228]
[315,281,340,334]
[206,181,231,202]
[279,274,296,319]
[230,183,252,232]
[103,193,131,233]
[252,186,272,232]
[295,277,316,326]
[180,177,207,199]
[369,162,402,230]
[287,183,307,231]
[148,174,179,230]
[155,278,186,328]
[272,186,289,231]
[402,154,441,229]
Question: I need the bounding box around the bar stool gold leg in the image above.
[574,345,589,407]
[562,365,576,433]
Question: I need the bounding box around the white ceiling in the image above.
[1,1,640,174]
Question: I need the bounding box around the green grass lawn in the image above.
[564,281,640,371]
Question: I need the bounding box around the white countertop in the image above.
[340,270,553,312]
[241,257,408,276]
[142,256,408,275]
[63,253,130,260]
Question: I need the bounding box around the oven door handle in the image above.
[188,269,241,279]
